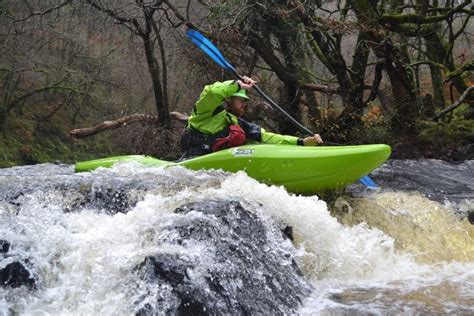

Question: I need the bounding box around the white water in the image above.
[1,163,473,314]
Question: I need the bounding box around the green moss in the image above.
[0,102,120,167]
[418,119,474,148]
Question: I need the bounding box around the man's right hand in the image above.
[237,76,257,90]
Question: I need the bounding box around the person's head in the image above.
[227,90,249,117]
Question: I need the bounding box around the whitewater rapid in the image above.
[1,161,473,314]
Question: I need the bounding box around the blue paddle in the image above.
[186,29,377,189]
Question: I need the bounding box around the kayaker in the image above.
[181,76,323,157]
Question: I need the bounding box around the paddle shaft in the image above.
[233,73,342,146]
[232,72,311,135]
[187,30,330,142]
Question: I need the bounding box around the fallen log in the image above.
[70,112,190,139]
[69,114,158,138]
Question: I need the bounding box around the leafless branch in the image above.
[161,0,197,28]
[299,83,337,94]
[379,1,471,25]
[6,84,83,113]
[13,0,71,22]
[86,0,143,36]
[433,86,474,121]
[32,92,74,122]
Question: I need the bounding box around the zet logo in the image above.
[231,148,254,156]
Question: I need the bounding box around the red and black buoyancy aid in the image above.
[181,106,261,158]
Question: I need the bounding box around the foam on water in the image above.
[332,192,474,263]
[1,163,473,314]
[210,172,421,282]
[299,261,474,314]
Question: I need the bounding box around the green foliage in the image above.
[0,0,8,16]
[0,102,118,168]
[349,123,392,145]
[417,118,474,149]
[451,103,473,119]
[0,107,5,131]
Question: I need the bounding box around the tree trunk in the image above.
[429,64,445,108]
[151,16,169,113]
[142,10,169,127]
[336,30,372,134]
[424,32,471,103]
[247,30,300,134]
[303,90,320,129]
[0,107,5,132]
[373,39,417,132]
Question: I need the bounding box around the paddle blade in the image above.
[359,175,378,189]
[186,29,235,72]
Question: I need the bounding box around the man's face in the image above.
[228,97,247,117]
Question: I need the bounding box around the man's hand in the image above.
[303,134,324,146]
[237,76,257,90]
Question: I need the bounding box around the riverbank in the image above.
[389,120,474,162]
[2,116,473,169]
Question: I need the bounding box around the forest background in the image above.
[0,0,472,167]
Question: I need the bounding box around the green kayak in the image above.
[75,144,391,193]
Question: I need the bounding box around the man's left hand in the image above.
[303,134,324,146]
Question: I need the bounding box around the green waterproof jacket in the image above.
[188,80,300,145]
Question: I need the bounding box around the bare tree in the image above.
[86,0,171,126]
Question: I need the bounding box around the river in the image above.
[0,159,473,314]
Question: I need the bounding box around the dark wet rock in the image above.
[135,200,312,315]
[0,261,35,288]
[348,159,474,218]
[0,178,142,215]
[0,242,35,289]
[90,188,130,214]
[468,211,474,225]
[282,225,294,241]
[0,165,223,216]
[372,160,474,203]
[0,240,10,253]
[0,164,140,215]
[63,187,134,215]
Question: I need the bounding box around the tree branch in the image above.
[408,60,447,70]
[433,86,474,121]
[161,0,197,28]
[86,0,143,36]
[32,93,74,122]
[453,11,472,40]
[379,1,471,26]
[13,0,71,22]
[299,83,337,94]
[444,59,474,82]
[6,85,83,113]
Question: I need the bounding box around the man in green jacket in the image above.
[181,76,323,157]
